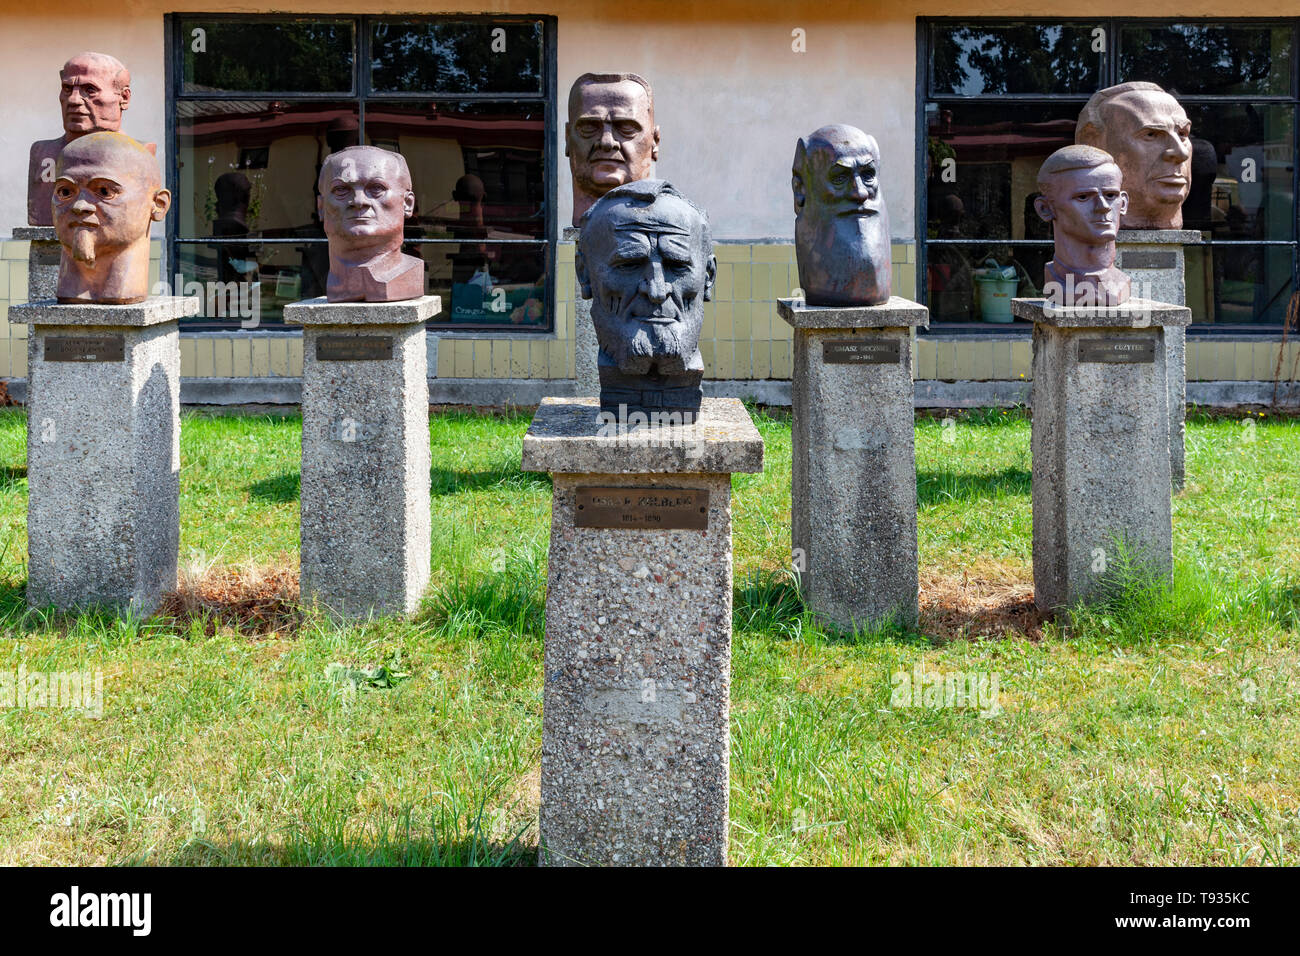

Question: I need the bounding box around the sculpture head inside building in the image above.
[52,131,169,304]
[317,145,424,302]
[1076,82,1192,230]
[1033,144,1131,307]
[29,52,135,226]
[565,72,659,228]
[792,124,891,306]
[576,179,715,419]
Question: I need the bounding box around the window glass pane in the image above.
[1186,244,1294,326]
[1119,23,1293,97]
[926,103,1082,241]
[177,102,361,240]
[422,241,549,328]
[1182,104,1295,242]
[930,23,1103,95]
[365,101,546,239]
[370,20,544,94]
[175,241,324,327]
[926,242,1047,324]
[181,20,353,94]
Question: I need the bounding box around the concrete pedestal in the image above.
[521,396,764,866]
[13,226,59,302]
[11,296,198,613]
[1117,230,1199,490]
[777,296,928,630]
[563,226,599,396]
[1012,297,1191,611]
[284,295,440,618]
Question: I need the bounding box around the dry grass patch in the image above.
[920,561,1048,642]
[158,556,301,638]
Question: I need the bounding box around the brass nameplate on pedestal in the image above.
[575,487,709,530]
[44,334,125,362]
[1078,338,1156,364]
[823,339,901,365]
[317,335,393,361]
[1120,251,1178,271]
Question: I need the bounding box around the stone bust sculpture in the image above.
[29,53,135,227]
[1076,82,1192,230]
[317,146,424,303]
[792,125,891,306]
[565,72,660,228]
[1033,145,1131,307]
[53,131,170,305]
[576,180,716,419]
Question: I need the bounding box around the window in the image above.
[167,15,556,331]
[920,19,1299,331]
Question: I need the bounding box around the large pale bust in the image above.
[565,72,660,228]
[1076,82,1192,230]
[29,52,134,227]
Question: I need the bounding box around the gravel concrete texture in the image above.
[1117,229,1198,490]
[778,296,929,630]
[563,226,599,396]
[13,296,198,614]
[285,295,440,618]
[522,396,763,866]
[1012,297,1191,612]
[13,226,58,302]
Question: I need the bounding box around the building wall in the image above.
[3,2,1298,393]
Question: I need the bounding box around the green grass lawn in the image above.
[0,405,1296,865]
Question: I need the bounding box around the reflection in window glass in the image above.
[421,241,549,328]
[365,101,545,238]
[926,241,1049,323]
[930,23,1103,96]
[926,103,1082,241]
[1186,244,1295,326]
[1119,24,1293,97]
[371,20,543,94]
[1182,104,1295,243]
[177,102,361,241]
[175,241,325,327]
[180,20,354,94]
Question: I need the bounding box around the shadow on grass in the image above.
[733,569,929,647]
[430,466,550,497]
[420,568,545,641]
[0,465,26,491]
[917,466,1030,506]
[247,472,300,503]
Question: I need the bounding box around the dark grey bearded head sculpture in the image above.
[793,125,891,306]
[576,179,716,421]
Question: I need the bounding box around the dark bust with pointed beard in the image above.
[793,125,891,307]
[576,180,716,421]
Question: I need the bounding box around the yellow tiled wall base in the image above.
[0,237,1295,384]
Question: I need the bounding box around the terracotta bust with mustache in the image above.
[565,73,659,228]
[29,53,147,227]
[318,146,424,303]
[793,125,892,307]
[1076,82,1192,230]
[53,131,170,304]
[576,180,716,419]
[1034,145,1131,307]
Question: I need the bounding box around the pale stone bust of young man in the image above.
[1033,144,1131,307]
[29,52,138,227]
[317,146,424,303]
[1076,82,1192,231]
[53,131,170,304]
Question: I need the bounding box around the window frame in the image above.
[164,12,558,334]
[916,16,1300,336]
